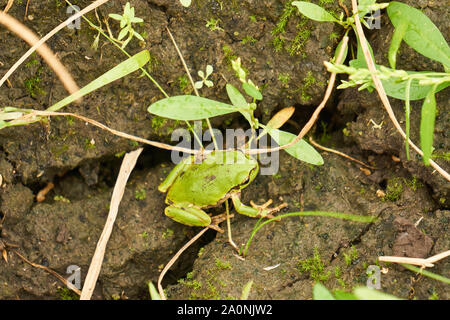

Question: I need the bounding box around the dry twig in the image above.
[80,148,143,300]
[379,250,450,268]
[0,11,79,95]
[2,0,13,13]
[0,0,109,91]
[13,250,81,295]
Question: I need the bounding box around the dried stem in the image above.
[0,11,79,95]
[0,0,109,91]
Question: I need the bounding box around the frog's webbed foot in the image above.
[207,213,235,233]
[250,199,288,221]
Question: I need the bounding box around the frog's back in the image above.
[167,151,257,207]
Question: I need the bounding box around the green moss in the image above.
[300,71,316,102]
[135,189,146,200]
[177,75,192,94]
[343,246,358,266]
[241,35,257,45]
[428,288,440,300]
[297,247,330,282]
[162,228,174,239]
[278,72,291,87]
[140,231,149,239]
[24,66,46,97]
[288,23,310,56]
[432,152,450,161]
[334,266,346,288]
[271,0,311,57]
[84,138,96,150]
[404,176,423,191]
[57,287,79,300]
[205,18,224,32]
[215,258,232,270]
[54,195,70,203]
[383,178,404,202]
[222,44,237,67]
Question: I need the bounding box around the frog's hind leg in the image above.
[231,193,287,220]
[250,200,287,221]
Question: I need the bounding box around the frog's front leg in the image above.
[158,156,194,192]
[231,193,287,219]
[164,206,224,233]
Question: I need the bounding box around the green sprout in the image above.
[194,65,214,89]
[109,2,145,49]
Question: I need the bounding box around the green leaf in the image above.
[108,13,123,21]
[48,50,150,112]
[240,280,253,300]
[349,34,375,69]
[148,282,162,300]
[148,95,240,120]
[118,27,129,40]
[268,129,324,165]
[388,19,408,69]
[333,290,358,300]
[226,84,248,108]
[133,31,145,41]
[420,86,437,165]
[381,73,450,101]
[313,283,335,300]
[350,38,449,100]
[353,287,402,300]
[180,0,192,7]
[242,82,262,100]
[292,1,338,23]
[387,2,450,69]
[333,37,348,63]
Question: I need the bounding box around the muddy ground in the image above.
[0,0,448,299]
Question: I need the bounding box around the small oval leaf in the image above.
[242,82,263,100]
[292,1,338,22]
[226,84,248,108]
[148,95,239,120]
[268,129,324,165]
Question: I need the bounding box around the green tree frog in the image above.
[158,151,286,231]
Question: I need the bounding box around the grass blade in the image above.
[242,211,376,256]
[420,85,437,165]
[48,50,150,111]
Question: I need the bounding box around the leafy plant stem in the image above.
[165,27,220,150]
[350,0,449,182]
